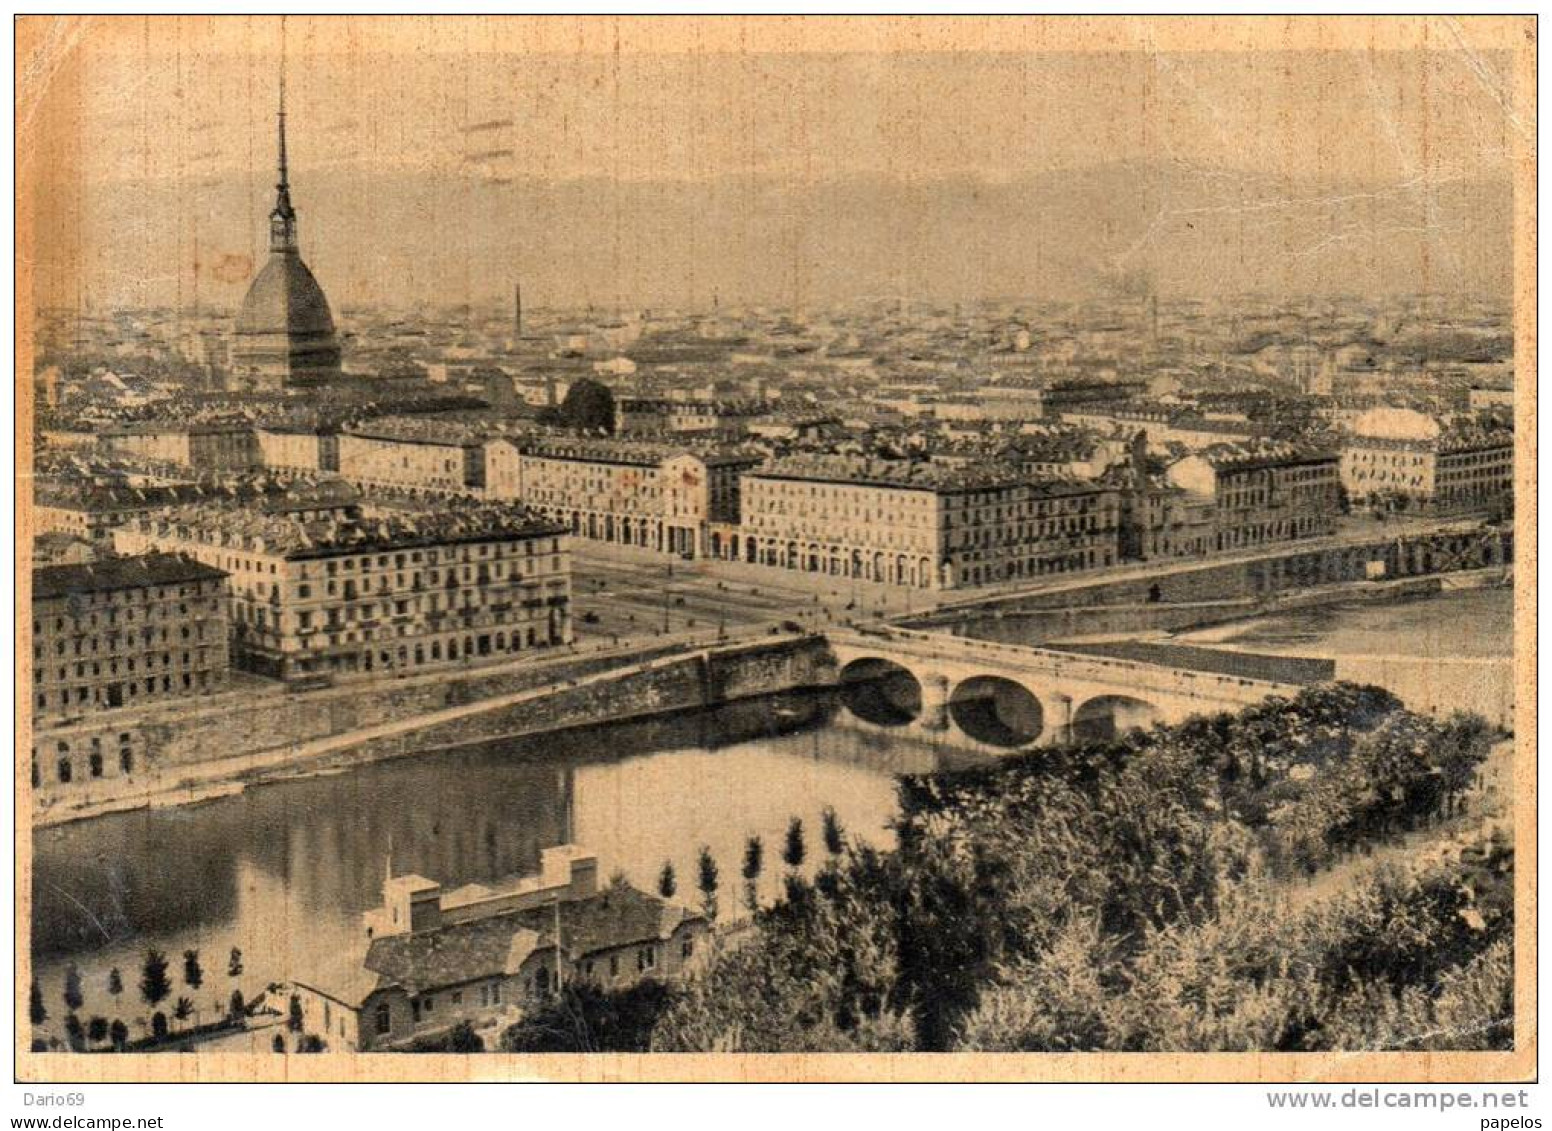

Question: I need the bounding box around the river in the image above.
[29,693,978,1031]
[30,587,1512,1034]
[1168,586,1513,659]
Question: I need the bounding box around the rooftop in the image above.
[749,453,1095,493]
[363,882,700,998]
[125,500,565,558]
[518,436,762,468]
[1188,440,1337,471]
[344,414,499,447]
[35,477,361,515]
[34,552,227,601]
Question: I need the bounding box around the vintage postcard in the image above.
[13,14,1536,1085]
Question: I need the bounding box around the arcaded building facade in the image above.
[731,456,1121,590]
[513,439,760,560]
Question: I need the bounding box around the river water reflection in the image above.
[30,692,981,1025]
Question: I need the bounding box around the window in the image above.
[57,759,71,784]
[375,1002,391,1035]
[89,753,103,778]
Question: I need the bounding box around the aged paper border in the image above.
[12,13,1537,1084]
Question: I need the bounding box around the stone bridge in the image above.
[826,626,1310,752]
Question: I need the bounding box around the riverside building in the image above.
[31,552,231,724]
[113,501,571,681]
[1164,442,1341,553]
[732,455,1121,590]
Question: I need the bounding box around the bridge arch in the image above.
[948,675,1045,748]
[1070,694,1160,744]
[838,657,923,727]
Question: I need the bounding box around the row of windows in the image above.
[35,648,213,682]
[954,549,1111,585]
[297,560,559,600]
[33,597,220,635]
[312,539,560,577]
[34,745,134,787]
[35,580,218,609]
[948,519,1109,547]
[36,670,220,712]
[35,623,210,658]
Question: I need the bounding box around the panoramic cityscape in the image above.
[20,18,1521,1069]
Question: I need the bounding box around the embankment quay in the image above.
[29,523,1513,828]
[914,520,1512,621]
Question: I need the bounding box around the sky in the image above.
[22,16,1523,313]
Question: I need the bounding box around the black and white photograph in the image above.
[12,13,1536,1094]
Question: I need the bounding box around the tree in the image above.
[173,997,194,1029]
[742,835,765,911]
[109,1019,129,1052]
[87,1017,109,1047]
[230,989,246,1021]
[822,807,846,856]
[503,981,678,1052]
[64,1014,85,1052]
[696,846,720,922]
[29,980,46,1027]
[298,1034,327,1053]
[544,377,616,434]
[150,1012,169,1042]
[107,967,123,1005]
[783,817,807,873]
[63,963,84,1014]
[228,948,244,980]
[657,861,677,900]
[288,993,304,1034]
[140,950,171,1010]
[272,1033,286,1053]
[448,1020,484,1052]
[182,949,203,991]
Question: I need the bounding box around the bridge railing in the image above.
[831,625,1302,698]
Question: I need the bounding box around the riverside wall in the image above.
[30,636,835,823]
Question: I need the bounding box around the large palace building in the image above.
[734,455,1121,590]
[231,70,342,390]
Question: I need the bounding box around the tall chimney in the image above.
[514,281,523,340]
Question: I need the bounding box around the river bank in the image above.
[31,634,834,829]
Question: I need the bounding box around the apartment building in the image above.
[114,501,571,681]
